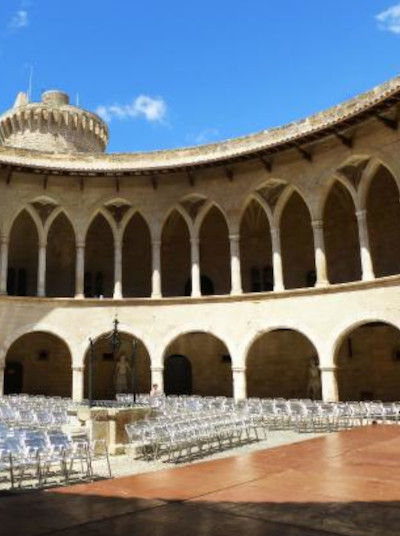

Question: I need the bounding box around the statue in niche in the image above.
[114,354,131,393]
[307,355,321,400]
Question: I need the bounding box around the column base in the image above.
[74,293,84,299]
[151,293,162,299]
[273,284,284,292]
[315,280,329,288]
[230,288,243,296]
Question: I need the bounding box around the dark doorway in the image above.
[184,275,214,296]
[4,362,23,394]
[164,354,192,395]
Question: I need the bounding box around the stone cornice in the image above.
[0,75,399,175]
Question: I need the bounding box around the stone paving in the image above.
[1,426,400,535]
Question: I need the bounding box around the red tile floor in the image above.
[2,425,400,535]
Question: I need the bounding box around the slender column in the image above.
[229,234,242,295]
[75,241,85,298]
[232,366,247,400]
[271,227,284,291]
[72,366,85,402]
[356,210,375,281]
[190,237,201,297]
[311,220,329,287]
[151,239,162,298]
[151,365,164,393]
[0,362,5,396]
[113,237,123,299]
[320,366,339,402]
[37,239,47,297]
[0,236,9,295]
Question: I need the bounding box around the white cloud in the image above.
[9,10,29,30]
[96,95,167,123]
[376,4,400,34]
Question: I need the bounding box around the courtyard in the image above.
[1,426,399,536]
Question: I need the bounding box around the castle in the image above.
[0,77,400,402]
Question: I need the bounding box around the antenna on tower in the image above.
[76,92,80,106]
[27,65,34,101]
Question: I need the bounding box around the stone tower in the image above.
[0,90,108,153]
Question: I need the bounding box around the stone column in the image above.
[320,366,339,402]
[151,365,164,393]
[0,236,9,295]
[232,366,247,400]
[311,220,329,287]
[113,237,123,299]
[37,239,47,297]
[356,210,375,281]
[229,234,242,295]
[72,366,85,402]
[271,227,284,291]
[75,241,85,298]
[190,237,201,297]
[151,240,162,298]
[0,362,5,396]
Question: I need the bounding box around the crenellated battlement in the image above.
[0,90,108,154]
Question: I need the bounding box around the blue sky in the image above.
[1,1,400,153]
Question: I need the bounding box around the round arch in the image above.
[162,330,233,397]
[83,330,151,400]
[246,328,320,399]
[334,321,400,401]
[4,330,72,396]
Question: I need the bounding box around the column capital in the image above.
[355,209,367,220]
[76,241,85,249]
[232,366,246,373]
[271,227,280,237]
[190,236,200,245]
[151,365,164,372]
[0,236,9,246]
[38,239,47,248]
[311,219,324,230]
[229,233,240,242]
[152,239,161,247]
[319,366,336,372]
[72,365,85,373]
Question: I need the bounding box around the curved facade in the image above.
[1,78,400,402]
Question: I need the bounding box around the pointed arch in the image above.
[161,208,191,297]
[194,200,231,236]
[122,211,152,297]
[323,180,361,283]
[199,203,231,295]
[46,211,76,297]
[8,208,39,296]
[279,190,315,289]
[364,163,400,277]
[240,197,273,293]
[84,212,114,297]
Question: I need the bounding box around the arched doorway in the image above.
[246,329,319,399]
[8,210,38,296]
[122,213,152,297]
[161,210,191,297]
[164,354,192,395]
[240,200,273,292]
[323,181,361,283]
[4,332,72,396]
[199,206,230,294]
[46,213,76,297]
[366,166,400,277]
[84,332,151,400]
[163,332,232,396]
[336,322,400,401]
[84,214,114,297]
[280,192,315,289]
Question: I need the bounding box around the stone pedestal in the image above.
[76,406,154,455]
